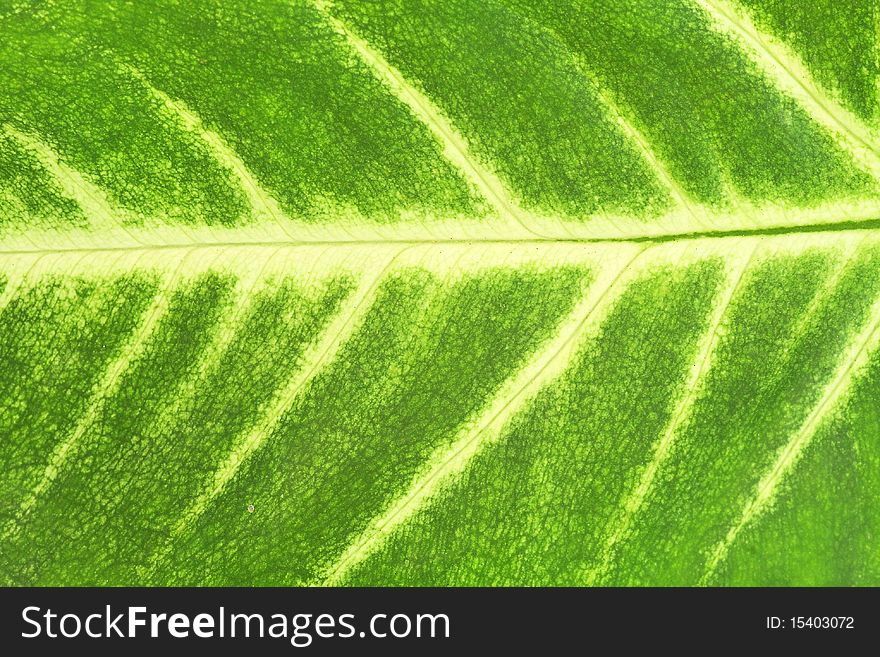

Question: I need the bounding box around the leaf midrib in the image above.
[3,215,880,257]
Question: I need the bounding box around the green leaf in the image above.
[1,0,879,586]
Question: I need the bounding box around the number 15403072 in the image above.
[766,616,854,630]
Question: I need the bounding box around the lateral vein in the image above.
[122,64,298,240]
[319,244,645,585]
[590,82,706,226]
[585,242,757,584]
[0,253,193,541]
[4,125,142,239]
[488,2,709,229]
[145,252,282,464]
[700,280,880,583]
[144,248,406,577]
[310,0,541,238]
[692,0,880,183]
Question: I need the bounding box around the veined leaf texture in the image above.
[1,0,879,586]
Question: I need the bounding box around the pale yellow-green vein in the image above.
[0,251,196,542]
[143,247,408,579]
[311,0,543,239]
[584,241,757,585]
[692,0,880,183]
[701,279,880,582]
[320,243,646,585]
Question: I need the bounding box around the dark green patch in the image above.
[42,0,485,223]
[4,272,236,584]
[0,11,249,227]
[714,248,880,585]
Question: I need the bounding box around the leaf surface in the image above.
[1,0,880,585]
